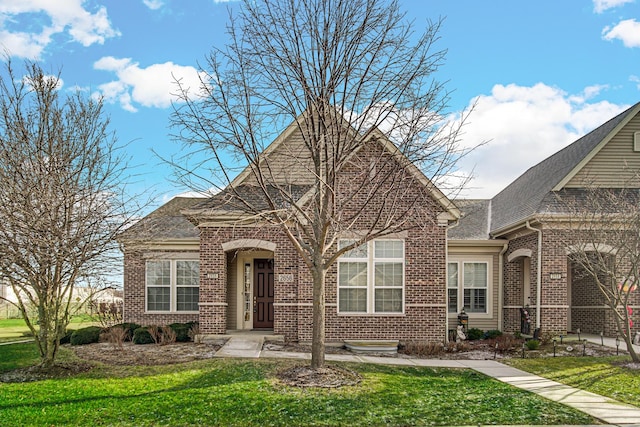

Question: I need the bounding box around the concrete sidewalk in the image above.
[212,335,640,426]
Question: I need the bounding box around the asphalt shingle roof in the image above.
[119,196,201,241]
[489,102,640,233]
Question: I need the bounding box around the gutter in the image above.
[525,221,542,330]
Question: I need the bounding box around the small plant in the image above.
[401,341,444,356]
[493,334,523,352]
[466,328,484,341]
[70,326,103,346]
[102,326,127,351]
[188,322,201,343]
[444,341,470,352]
[111,322,141,341]
[484,329,502,340]
[168,323,191,342]
[160,327,176,345]
[132,327,154,345]
[147,325,162,344]
[525,339,540,350]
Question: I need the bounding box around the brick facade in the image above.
[501,227,640,337]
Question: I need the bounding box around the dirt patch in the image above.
[0,361,92,383]
[276,365,361,388]
[71,341,224,366]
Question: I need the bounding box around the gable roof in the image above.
[489,101,640,235]
[118,196,201,242]
[185,114,460,223]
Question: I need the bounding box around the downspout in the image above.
[445,219,460,343]
[498,242,508,331]
[525,221,542,330]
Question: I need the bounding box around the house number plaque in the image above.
[278,273,294,282]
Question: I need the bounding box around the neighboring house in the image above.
[119,102,640,342]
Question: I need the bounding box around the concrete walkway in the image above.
[213,335,640,426]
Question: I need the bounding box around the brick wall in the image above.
[502,227,640,337]
[122,249,199,326]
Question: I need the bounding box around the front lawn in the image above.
[0,343,596,426]
[0,315,99,343]
[506,356,640,407]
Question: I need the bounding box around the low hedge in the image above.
[132,327,154,345]
[111,322,141,340]
[70,326,103,346]
[168,323,192,342]
[59,330,74,345]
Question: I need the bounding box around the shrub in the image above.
[59,330,74,344]
[168,323,192,342]
[466,328,484,341]
[401,341,444,356]
[132,327,154,345]
[111,322,141,341]
[70,326,103,346]
[147,325,163,344]
[484,329,502,340]
[444,341,470,352]
[493,334,523,352]
[102,326,127,351]
[525,339,540,350]
[188,322,201,343]
[160,327,177,345]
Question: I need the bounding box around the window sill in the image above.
[338,312,405,317]
[144,311,199,315]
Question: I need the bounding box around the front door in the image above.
[253,259,274,329]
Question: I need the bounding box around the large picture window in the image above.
[338,239,404,314]
[146,260,199,312]
[448,259,489,314]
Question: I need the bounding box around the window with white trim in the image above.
[338,239,404,314]
[448,260,489,314]
[447,262,458,313]
[146,260,199,312]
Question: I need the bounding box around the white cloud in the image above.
[603,19,640,47]
[143,0,164,10]
[593,0,635,13]
[0,0,120,59]
[93,56,204,112]
[451,83,628,199]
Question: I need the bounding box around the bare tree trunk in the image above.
[311,268,326,369]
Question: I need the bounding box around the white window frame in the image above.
[145,259,200,313]
[447,255,492,318]
[337,239,405,315]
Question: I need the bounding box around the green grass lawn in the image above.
[0,315,99,343]
[506,356,640,407]
[0,343,597,426]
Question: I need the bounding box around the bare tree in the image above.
[0,59,142,369]
[170,0,473,368]
[553,187,640,362]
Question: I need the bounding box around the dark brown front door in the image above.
[253,259,274,329]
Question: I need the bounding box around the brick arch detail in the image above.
[221,239,277,252]
[507,248,532,262]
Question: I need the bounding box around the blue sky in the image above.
[1,0,639,207]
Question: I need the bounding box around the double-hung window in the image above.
[146,260,199,312]
[338,239,404,314]
[447,258,489,314]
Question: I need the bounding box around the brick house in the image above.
[120,102,640,342]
